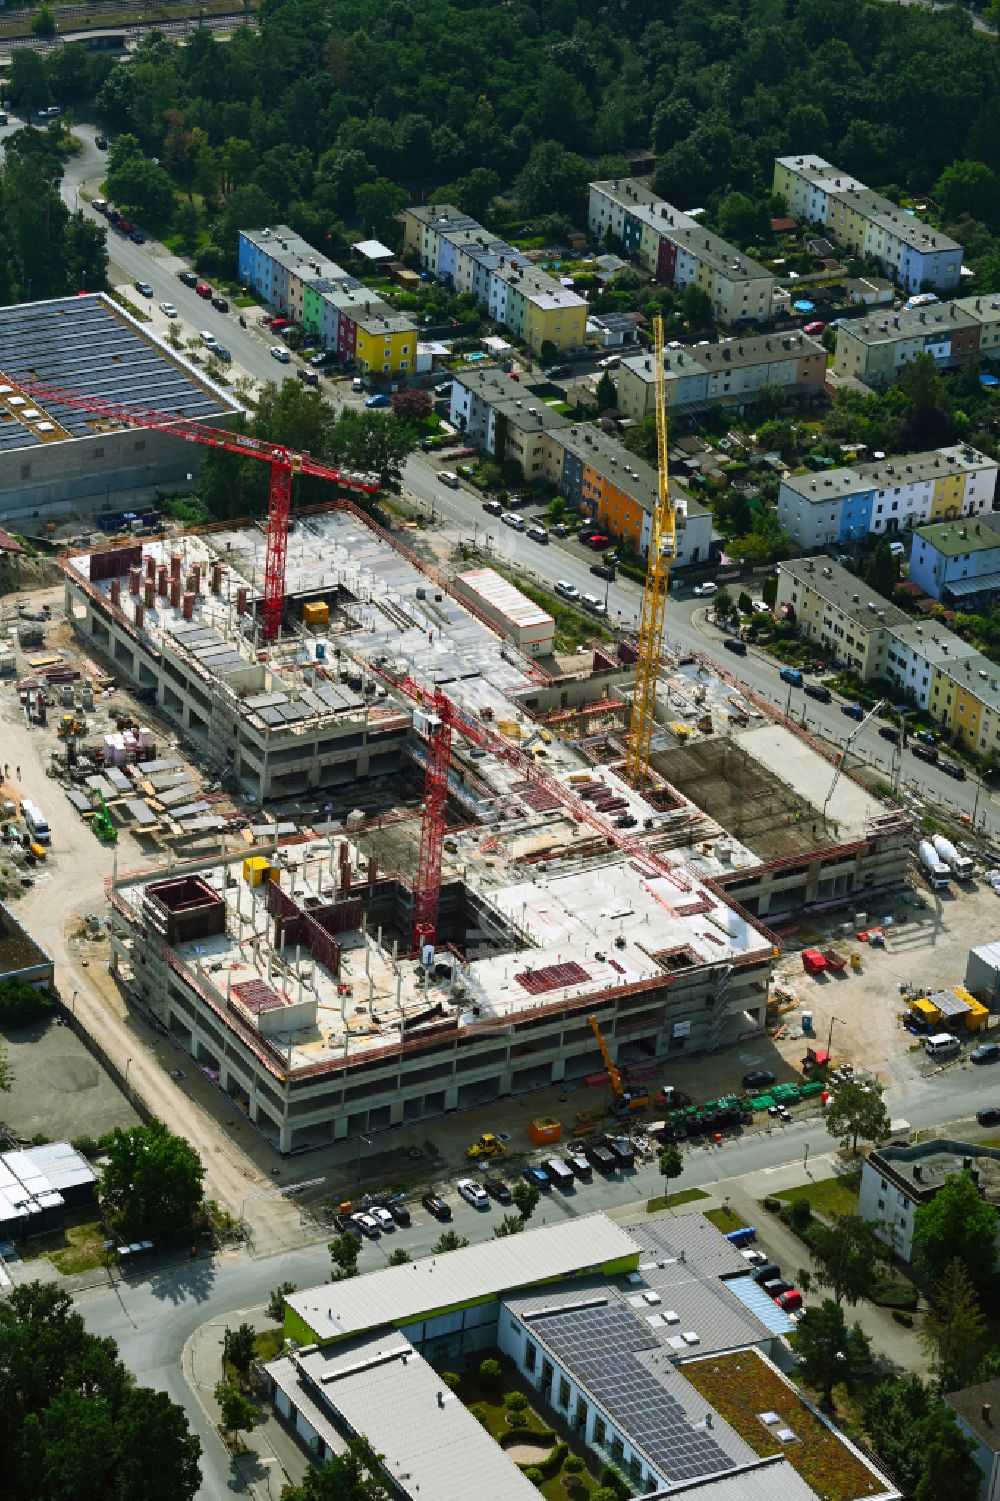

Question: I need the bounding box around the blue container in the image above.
[315,642,326,661]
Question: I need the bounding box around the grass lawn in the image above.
[775,1171,860,1221]
[19,1211,107,1275]
[647,1187,709,1213]
[704,1204,744,1232]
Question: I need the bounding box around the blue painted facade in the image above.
[838,489,875,543]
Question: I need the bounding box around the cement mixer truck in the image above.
[919,839,951,891]
[931,834,974,881]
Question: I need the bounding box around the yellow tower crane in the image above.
[625,314,676,789]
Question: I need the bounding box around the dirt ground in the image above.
[766,876,999,1089]
[0,1017,140,1141]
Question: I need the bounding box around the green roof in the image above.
[915,515,1000,558]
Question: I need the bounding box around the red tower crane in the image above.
[13,380,380,640]
[412,692,453,951]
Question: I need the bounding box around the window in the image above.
[525,1342,537,1373]
[558,1378,571,1408]
[593,1417,606,1446]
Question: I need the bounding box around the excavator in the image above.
[588,1016,649,1114]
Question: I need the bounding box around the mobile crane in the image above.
[588,1015,649,1114]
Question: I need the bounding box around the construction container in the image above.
[243,856,271,887]
[529,1116,561,1146]
[303,600,330,627]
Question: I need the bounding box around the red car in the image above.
[776,1289,803,1313]
[803,320,826,335]
[117,218,134,235]
[585,533,610,550]
[195,281,213,299]
[268,316,291,330]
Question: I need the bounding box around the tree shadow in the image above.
[142,1253,218,1306]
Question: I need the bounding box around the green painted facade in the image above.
[284,1248,641,1348]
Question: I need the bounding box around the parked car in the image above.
[591,562,616,581]
[803,320,826,335]
[585,533,610,551]
[777,1289,803,1313]
[841,703,865,721]
[270,346,291,363]
[752,1262,781,1286]
[211,295,230,313]
[501,512,525,531]
[133,280,153,298]
[605,1137,635,1169]
[566,1153,592,1180]
[582,593,607,614]
[130,230,146,244]
[804,682,831,703]
[972,1043,1000,1065]
[482,499,503,516]
[742,1069,776,1091]
[332,1212,362,1236]
[370,1206,395,1231]
[421,1192,451,1221]
[351,1212,380,1238]
[95,134,108,149]
[178,270,198,287]
[364,393,391,408]
[552,524,569,537]
[940,761,967,781]
[555,580,580,600]
[762,1278,795,1299]
[977,1106,1000,1126]
[527,525,548,544]
[457,1178,490,1208]
[723,638,747,656]
[389,1200,411,1226]
[159,301,178,318]
[213,345,232,363]
[483,1176,512,1204]
[93,198,108,214]
[912,744,938,765]
[693,581,717,596]
[523,1165,550,1189]
[200,330,217,348]
[195,281,213,299]
[297,367,319,385]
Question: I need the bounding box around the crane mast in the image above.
[625,315,675,789]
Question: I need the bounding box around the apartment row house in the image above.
[773,155,964,293]
[449,365,713,567]
[776,556,1000,756]
[587,179,779,326]
[834,295,1000,389]
[237,227,417,376]
[615,329,826,419]
[400,206,587,355]
[777,445,998,550]
[909,514,1000,606]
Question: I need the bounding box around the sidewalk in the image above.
[183,1305,309,1501]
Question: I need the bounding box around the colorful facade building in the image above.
[587,178,779,325]
[909,515,1000,606]
[833,294,1000,389]
[401,206,587,355]
[777,445,998,550]
[615,329,826,419]
[773,155,964,293]
[237,226,417,377]
[449,365,713,567]
[775,557,1000,757]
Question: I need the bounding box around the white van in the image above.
[21,800,50,844]
[200,330,217,348]
[439,470,459,489]
[925,1033,960,1059]
[888,541,905,558]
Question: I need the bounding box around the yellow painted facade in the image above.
[930,472,967,520]
[522,298,587,356]
[355,323,415,376]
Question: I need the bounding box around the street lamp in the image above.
[124,1056,133,1101]
[826,1015,845,1062]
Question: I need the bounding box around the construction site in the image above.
[46,316,909,1151]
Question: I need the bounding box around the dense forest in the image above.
[5,0,1000,288]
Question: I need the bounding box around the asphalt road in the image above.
[68,1050,1000,1499]
[403,465,1000,838]
[20,123,998,839]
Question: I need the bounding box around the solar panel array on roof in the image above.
[531,1302,733,1482]
[0,295,228,449]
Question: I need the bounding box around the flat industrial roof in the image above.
[287,1213,639,1343]
[0,294,235,452]
[457,568,553,631]
[281,1332,542,1501]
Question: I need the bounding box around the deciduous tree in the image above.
[809,1214,888,1307]
[793,1298,870,1407]
[913,1172,999,1288]
[98,1119,204,1243]
[921,1257,987,1386]
[823,1080,890,1155]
